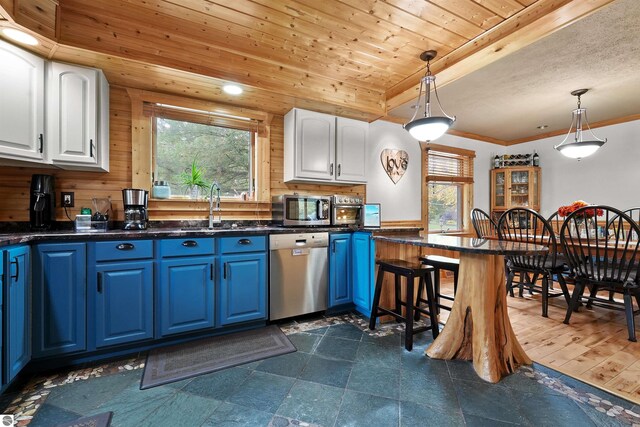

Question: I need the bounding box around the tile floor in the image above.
[1,314,639,427]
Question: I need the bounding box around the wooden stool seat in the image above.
[421,255,460,268]
[419,255,459,312]
[369,259,439,351]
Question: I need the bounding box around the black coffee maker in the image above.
[30,174,56,230]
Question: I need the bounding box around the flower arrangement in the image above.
[558,200,603,218]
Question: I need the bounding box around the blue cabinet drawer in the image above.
[219,235,266,254]
[94,240,153,262]
[159,238,215,258]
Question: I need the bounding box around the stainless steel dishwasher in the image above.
[269,232,328,320]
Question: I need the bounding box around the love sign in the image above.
[380,149,409,184]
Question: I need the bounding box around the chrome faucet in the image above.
[208,181,221,228]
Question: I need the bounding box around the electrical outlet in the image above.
[61,192,74,207]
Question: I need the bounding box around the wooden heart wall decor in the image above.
[381,149,409,184]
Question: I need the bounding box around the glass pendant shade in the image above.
[405,116,454,141]
[555,140,604,159]
[404,50,455,142]
[554,89,606,160]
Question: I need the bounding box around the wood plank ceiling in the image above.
[0,0,614,135]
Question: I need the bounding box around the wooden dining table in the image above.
[372,234,548,383]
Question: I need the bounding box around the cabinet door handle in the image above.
[237,239,251,245]
[332,241,336,253]
[223,262,230,279]
[38,134,43,153]
[338,164,341,176]
[182,240,198,247]
[10,257,19,282]
[330,163,334,175]
[97,272,103,293]
[210,263,214,280]
[90,139,94,158]
[116,243,135,251]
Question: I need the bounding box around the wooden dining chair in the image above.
[471,208,497,238]
[498,208,570,317]
[547,210,564,236]
[608,207,640,240]
[561,205,640,342]
[546,210,570,277]
[604,207,640,301]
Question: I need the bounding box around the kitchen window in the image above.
[424,144,475,233]
[148,103,258,199]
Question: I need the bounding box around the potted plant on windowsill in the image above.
[180,159,208,199]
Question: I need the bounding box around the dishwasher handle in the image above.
[295,239,307,246]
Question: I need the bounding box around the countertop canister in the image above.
[152,181,171,199]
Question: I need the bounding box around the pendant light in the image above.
[554,89,606,160]
[403,50,455,142]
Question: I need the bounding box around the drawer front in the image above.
[159,238,215,258]
[219,235,266,254]
[95,240,153,262]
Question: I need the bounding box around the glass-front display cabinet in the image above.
[491,167,540,218]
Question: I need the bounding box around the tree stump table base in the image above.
[425,252,532,383]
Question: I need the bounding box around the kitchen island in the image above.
[373,234,548,383]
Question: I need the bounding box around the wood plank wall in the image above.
[0,86,132,222]
[0,90,364,223]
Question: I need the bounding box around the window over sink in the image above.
[148,103,258,200]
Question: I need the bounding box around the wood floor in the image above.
[438,280,640,405]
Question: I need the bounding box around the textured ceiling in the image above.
[390,0,640,142]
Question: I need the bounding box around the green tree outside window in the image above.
[155,118,251,197]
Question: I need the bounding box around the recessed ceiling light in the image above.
[2,28,39,46]
[222,84,243,95]
[537,125,549,130]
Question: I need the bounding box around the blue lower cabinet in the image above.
[93,261,154,348]
[33,243,86,358]
[5,245,31,383]
[158,256,215,336]
[352,232,375,316]
[329,233,352,307]
[0,249,3,385]
[218,253,267,326]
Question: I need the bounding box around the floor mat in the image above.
[55,412,112,427]
[140,325,296,389]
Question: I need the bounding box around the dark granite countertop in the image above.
[0,224,422,247]
[373,234,548,256]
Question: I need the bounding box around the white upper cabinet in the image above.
[290,109,335,181]
[0,40,45,162]
[284,108,368,184]
[335,117,367,183]
[47,62,110,171]
[0,40,109,171]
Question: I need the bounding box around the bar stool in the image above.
[369,259,439,351]
[419,255,459,312]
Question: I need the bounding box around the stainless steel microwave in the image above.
[272,194,331,226]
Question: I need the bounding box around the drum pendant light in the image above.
[554,89,606,160]
[403,50,455,142]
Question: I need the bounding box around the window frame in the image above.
[422,143,475,235]
[151,113,256,200]
[127,88,272,221]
